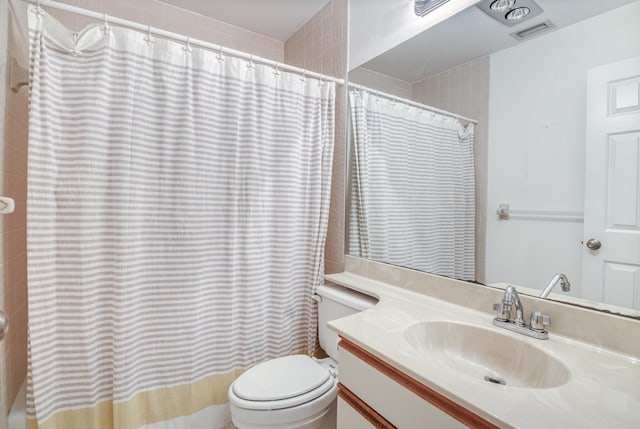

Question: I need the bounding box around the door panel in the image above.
[583,57,640,309]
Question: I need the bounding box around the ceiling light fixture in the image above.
[477,0,542,27]
[489,0,516,12]
[414,0,451,17]
[505,6,531,21]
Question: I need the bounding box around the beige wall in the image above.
[349,67,412,99]
[0,86,28,429]
[0,0,29,423]
[285,0,349,275]
[411,56,490,283]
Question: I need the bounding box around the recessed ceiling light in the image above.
[490,0,516,12]
[505,6,531,21]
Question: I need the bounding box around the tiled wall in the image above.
[50,0,284,62]
[0,0,29,423]
[411,57,490,283]
[284,0,349,275]
[349,67,413,99]
[0,87,27,426]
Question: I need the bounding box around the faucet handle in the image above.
[493,302,510,322]
[530,311,550,333]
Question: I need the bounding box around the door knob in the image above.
[586,238,601,250]
[0,311,8,342]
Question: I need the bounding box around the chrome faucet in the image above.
[494,285,524,326]
[493,285,550,340]
[539,273,571,298]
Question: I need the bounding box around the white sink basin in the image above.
[404,321,571,389]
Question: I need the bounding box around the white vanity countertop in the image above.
[326,272,640,429]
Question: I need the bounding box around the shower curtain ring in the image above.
[70,32,81,56]
[144,25,155,45]
[102,13,111,34]
[300,70,306,83]
[35,0,45,16]
[273,63,281,77]
[247,55,255,70]
[216,45,224,63]
[183,37,192,54]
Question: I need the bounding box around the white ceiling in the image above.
[348,0,480,71]
[158,0,330,41]
[358,0,639,83]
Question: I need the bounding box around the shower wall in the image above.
[0,0,29,426]
[349,67,413,99]
[285,0,349,274]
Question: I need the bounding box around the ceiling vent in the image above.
[511,20,556,41]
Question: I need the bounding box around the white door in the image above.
[582,57,640,310]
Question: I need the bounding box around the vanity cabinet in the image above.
[337,338,499,429]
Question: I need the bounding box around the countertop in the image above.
[326,271,640,429]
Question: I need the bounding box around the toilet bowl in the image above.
[228,284,376,429]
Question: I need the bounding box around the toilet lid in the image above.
[232,355,330,402]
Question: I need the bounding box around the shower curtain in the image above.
[27,7,334,429]
[348,89,475,280]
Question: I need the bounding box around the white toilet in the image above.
[228,284,377,429]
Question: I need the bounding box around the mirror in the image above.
[346,0,640,317]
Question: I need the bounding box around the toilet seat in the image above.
[230,355,335,411]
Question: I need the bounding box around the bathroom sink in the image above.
[403,321,570,389]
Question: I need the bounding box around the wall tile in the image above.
[0,78,28,419]
[349,67,413,99]
[284,0,349,275]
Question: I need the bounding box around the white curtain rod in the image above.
[348,82,478,124]
[24,0,345,85]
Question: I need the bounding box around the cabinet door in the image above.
[340,348,465,428]
[337,396,378,429]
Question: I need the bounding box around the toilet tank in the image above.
[316,284,377,361]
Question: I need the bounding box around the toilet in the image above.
[228,284,377,429]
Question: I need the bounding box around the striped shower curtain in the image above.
[348,89,475,280]
[27,7,334,429]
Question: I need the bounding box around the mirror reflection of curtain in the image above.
[348,89,475,280]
